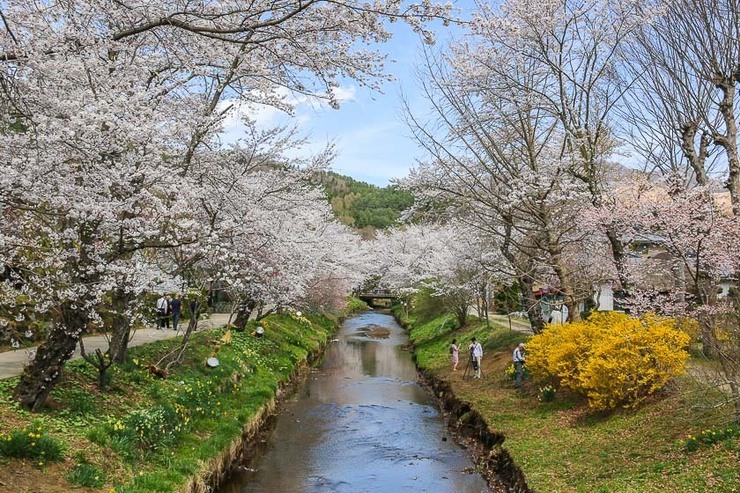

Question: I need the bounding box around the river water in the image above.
[218,311,489,493]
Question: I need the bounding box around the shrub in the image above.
[67,461,106,488]
[344,297,369,315]
[411,286,449,323]
[684,423,740,452]
[0,424,65,463]
[504,362,530,381]
[526,311,690,411]
[64,388,99,416]
[108,405,183,453]
[538,385,557,402]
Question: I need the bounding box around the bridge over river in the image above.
[356,290,398,306]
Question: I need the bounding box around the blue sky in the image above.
[305,26,437,186]
[308,13,472,187]
[221,2,477,187]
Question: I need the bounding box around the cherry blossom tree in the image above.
[614,0,740,419]
[465,0,643,294]
[372,223,509,326]
[1,0,453,410]
[200,163,366,328]
[403,43,601,330]
[398,0,651,331]
[0,42,198,408]
[593,176,740,420]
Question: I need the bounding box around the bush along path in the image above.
[396,308,740,493]
[0,308,354,493]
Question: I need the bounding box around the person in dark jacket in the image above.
[170,294,182,331]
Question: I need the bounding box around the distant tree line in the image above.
[317,171,415,233]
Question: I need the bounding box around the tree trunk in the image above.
[158,301,201,372]
[695,276,720,359]
[520,276,545,334]
[455,302,468,327]
[478,282,490,327]
[109,326,131,364]
[173,322,195,366]
[714,80,740,216]
[232,299,255,331]
[188,300,201,332]
[717,349,740,424]
[232,310,250,330]
[605,225,632,295]
[15,303,86,411]
[109,289,135,363]
[545,230,581,323]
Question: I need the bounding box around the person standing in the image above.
[513,343,526,389]
[450,338,460,371]
[163,295,171,329]
[170,294,182,331]
[469,337,483,379]
[156,294,168,330]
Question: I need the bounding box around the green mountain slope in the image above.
[316,171,414,233]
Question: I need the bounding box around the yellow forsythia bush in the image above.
[526,311,690,411]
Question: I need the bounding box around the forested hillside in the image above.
[316,171,414,234]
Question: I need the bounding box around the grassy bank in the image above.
[0,308,354,492]
[399,309,739,493]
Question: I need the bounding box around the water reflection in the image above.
[218,311,489,493]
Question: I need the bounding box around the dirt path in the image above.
[487,313,533,333]
[0,313,231,380]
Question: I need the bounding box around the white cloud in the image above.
[218,84,357,140]
[329,85,357,106]
[214,82,428,186]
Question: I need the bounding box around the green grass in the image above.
[0,422,65,463]
[343,297,370,315]
[67,461,106,488]
[0,310,336,492]
[404,309,739,493]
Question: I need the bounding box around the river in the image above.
[218,310,489,493]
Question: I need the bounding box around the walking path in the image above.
[0,313,231,380]
[487,313,533,333]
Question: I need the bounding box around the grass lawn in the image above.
[0,311,340,492]
[404,311,739,493]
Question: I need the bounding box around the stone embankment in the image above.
[400,311,532,493]
[418,369,530,493]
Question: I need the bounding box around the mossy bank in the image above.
[397,308,739,493]
[0,308,358,493]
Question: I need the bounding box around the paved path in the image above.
[0,313,232,380]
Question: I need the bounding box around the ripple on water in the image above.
[217,312,489,493]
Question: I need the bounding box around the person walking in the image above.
[469,337,483,379]
[170,294,182,331]
[156,294,168,330]
[450,338,460,371]
[513,343,526,389]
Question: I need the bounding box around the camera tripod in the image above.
[463,352,483,380]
